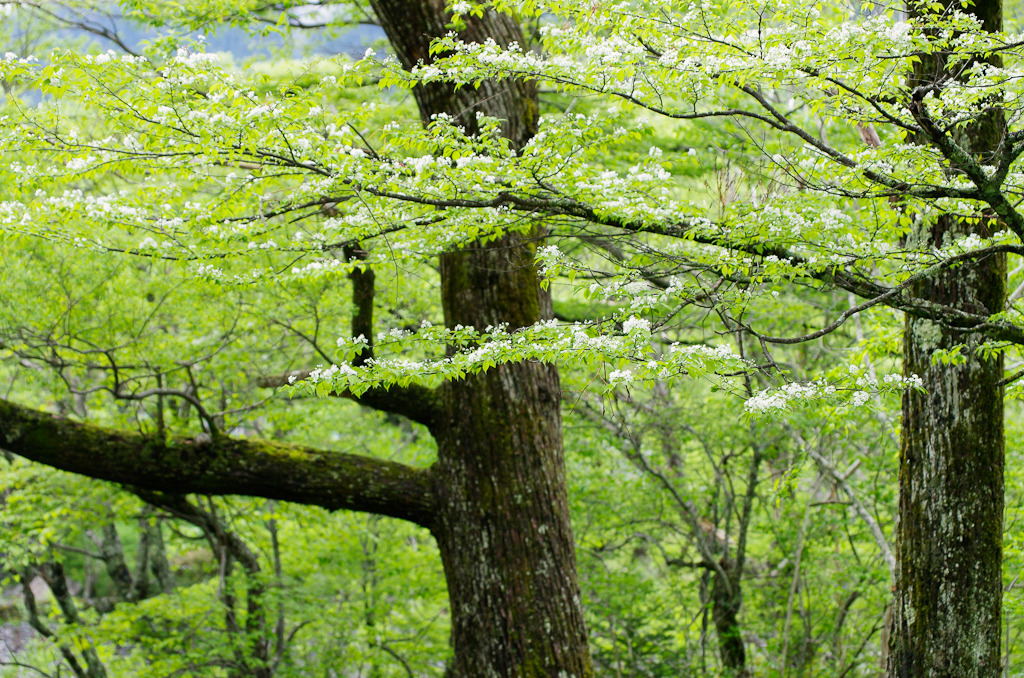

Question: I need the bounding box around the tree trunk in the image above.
[890,1,1006,672]
[368,1,593,675]
[892,232,1005,678]
[711,560,747,677]
[892,227,1005,678]
[432,236,591,678]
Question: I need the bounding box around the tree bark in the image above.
[890,1,1006,673]
[92,524,135,601]
[0,397,435,526]
[891,233,1006,678]
[431,237,591,678]
[368,1,593,675]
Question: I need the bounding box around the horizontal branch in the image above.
[255,370,442,430]
[0,398,436,528]
[743,244,1024,345]
[516,195,1024,344]
[356,181,1024,345]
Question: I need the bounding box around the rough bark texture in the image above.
[368,1,592,675]
[433,239,591,678]
[372,0,537,144]
[892,234,1005,678]
[890,1,1006,673]
[0,398,435,527]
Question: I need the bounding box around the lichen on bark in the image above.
[889,0,1007,669]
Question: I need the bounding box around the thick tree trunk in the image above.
[369,1,593,675]
[890,1,1006,672]
[891,235,1005,678]
[432,236,591,678]
[891,227,1005,678]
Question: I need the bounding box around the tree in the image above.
[3,0,1024,676]
[0,1,592,676]
[890,0,1005,672]
[349,1,1024,674]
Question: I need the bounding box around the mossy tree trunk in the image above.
[370,1,593,675]
[892,220,1005,678]
[890,0,1006,673]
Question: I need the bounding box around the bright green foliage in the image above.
[2,0,1024,675]
[0,401,447,677]
[1,0,1005,408]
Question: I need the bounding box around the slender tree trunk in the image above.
[147,515,175,594]
[711,560,747,677]
[37,562,109,678]
[368,1,593,675]
[712,438,761,678]
[890,1,1006,672]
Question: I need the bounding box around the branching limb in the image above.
[136,493,270,677]
[35,562,108,678]
[256,369,442,430]
[0,398,437,528]
[16,1,141,56]
[87,524,134,603]
[257,244,443,430]
[21,567,90,678]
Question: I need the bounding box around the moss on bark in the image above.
[0,398,436,527]
[891,1,1007,671]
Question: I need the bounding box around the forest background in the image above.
[1,0,1023,676]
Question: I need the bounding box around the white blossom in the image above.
[622,316,651,335]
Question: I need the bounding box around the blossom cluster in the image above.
[295,316,748,396]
